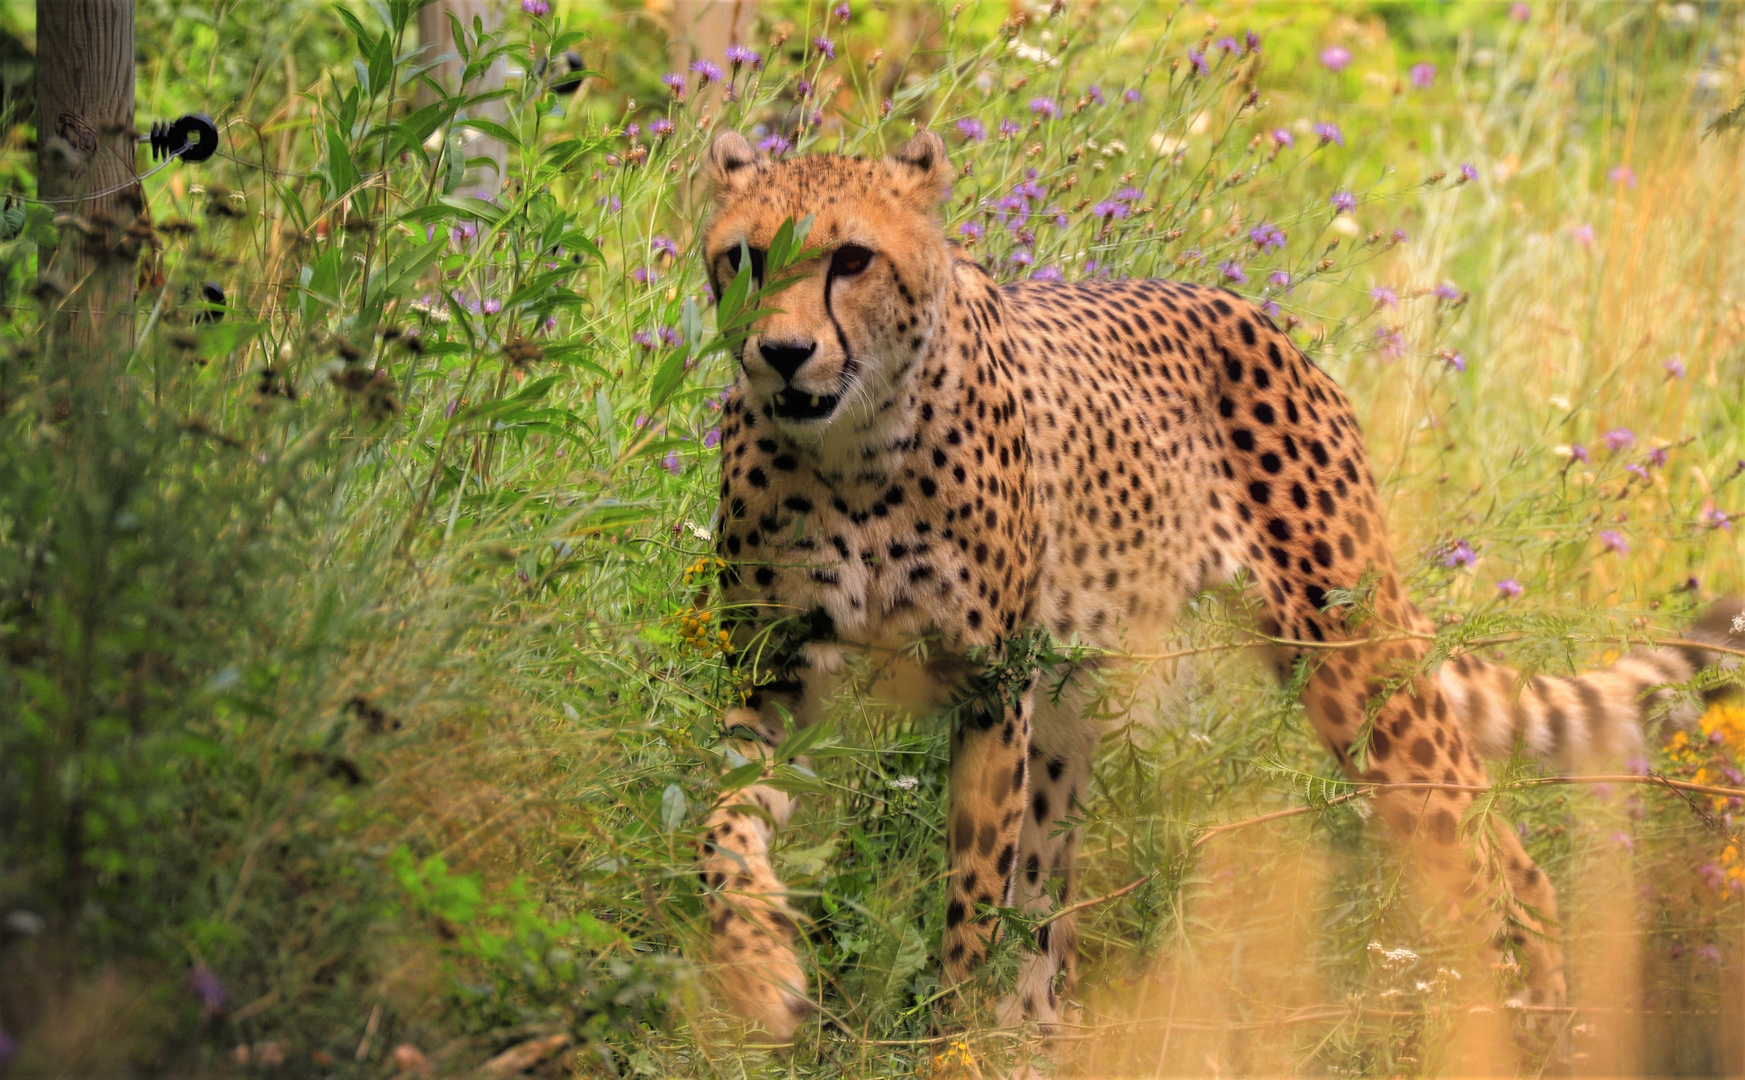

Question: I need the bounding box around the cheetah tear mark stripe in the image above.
[822,261,860,379]
[1440,598,1743,768]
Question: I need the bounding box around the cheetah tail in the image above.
[1436,597,1744,770]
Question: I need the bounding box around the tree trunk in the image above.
[35,0,136,347]
[417,0,509,197]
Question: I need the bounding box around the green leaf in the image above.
[368,29,395,100]
[378,236,446,298]
[660,784,687,831]
[326,123,361,198]
[457,118,520,150]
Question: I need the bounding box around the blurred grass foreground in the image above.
[1,0,1743,1076]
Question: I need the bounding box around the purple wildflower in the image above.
[651,235,680,259]
[1114,185,1143,202]
[1330,190,1356,214]
[1272,128,1295,148]
[625,123,641,141]
[1701,506,1731,530]
[1123,88,1142,104]
[1250,222,1286,251]
[1187,49,1209,76]
[691,59,723,84]
[1314,121,1345,147]
[1434,281,1461,301]
[1267,269,1292,289]
[1373,325,1406,359]
[481,297,502,316]
[1029,97,1059,119]
[633,331,656,349]
[1696,944,1723,964]
[1701,863,1727,889]
[1008,249,1033,267]
[1647,446,1668,468]
[1391,228,1409,243]
[1371,286,1398,308]
[1602,427,1636,451]
[1442,351,1467,373]
[1219,261,1247,283]
[1091,200,1129,220]
[1608,164,1637,187]
[833,1,851,19]
[1320,46,1353,73]
[649,118,674,137]
[1215,36,1243,57]
[795,78,813,98]
[521,0,550,14]
[1497,578,1523,598]
[1510,3,1531,21]
[1245,29,1262,53]
[662,71,686,93]
[1572,223,1595,247]
[450,220,478,245]
[1626,464,1650,481]
[1031,265,1063,282]
[662,450,682,476]
[188,966,226,1016]
[758,133,792,156]
[1599,530,1630,554]
[1664,354,1685,378]
[958,221,985,241]
[659,326,683,348]
[998,119,1022,138]
[1458,162,1479,183]
[725,45,761,68]
[956,117,987,142]
[703,427,721,449]
[1410,62,1436,89]
[1568,443,1590,463]
[1260,299,1280,318]
[1610,830,1634,852]
[812,36,835,59]
[1087,85,1105,105]
[1442,539,1478,569]
[631,267,657,285]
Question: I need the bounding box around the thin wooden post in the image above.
[417,0,510,197]
[35,0,137,346]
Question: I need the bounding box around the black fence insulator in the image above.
[148,114,219,164]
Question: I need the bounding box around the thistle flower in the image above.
[521,0,550,14]
[1330,190,1356,214]
[758,133,792,155]
[1568,443,1590,463]
[1571,223,1595,247]
[1267,270,1292,289]
[703,428,721,449]
[1031,265,1063,281]
[1086,85,1105,105]
[648,118,674,137]
[1647,446,1668,468]
[1509,3,1531,21]
[1220,261,1247,283]
[1441,539,1477,569]
[1598,530,1630,554]
[1008,249,1033,266]
[1215,36,1243,57]
[661,71,686,94]
[1373,325,1405,359]
[1123,88,1141,104]
[1701,506,1732,531]
[812,36,835,59]
[1410,62,1436,88]
[1245,30,1263,53]
[1370,286,1398,308]
[956,117,987,142]
[1187,49,1209,76]
[1029,97,1059,119]
[662,450,682,476]
[1091,200,1129,219]
[651,235,680,259]
[1314,122,1345,147]
[1250,222,1286,251]
[1320,46,1352,73]
[691,59,724,84]
[958,221,985,241]
[1271,128,1295,148]
[481,297,502,316]
[998,119,1021,138]
[633,331,656,349]
[1434,281,1461,301]
[1496,578,1523,598]
[1602,427,1636,451]
[1441,351,1467,373]
[1390,228,1408,243]
[725,45,761,68]
[833,2,851,19]
[1664,354,1685,378]
[1608,164,1637,187]
[1458,162,1478,183]
[1115,185,1143,202]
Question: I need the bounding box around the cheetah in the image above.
[692,129,1745,1043]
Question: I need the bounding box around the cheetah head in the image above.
[703,130,953,447]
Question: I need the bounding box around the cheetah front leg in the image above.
[941,672,1037,1004]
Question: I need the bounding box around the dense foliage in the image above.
[0,1,1741,1075]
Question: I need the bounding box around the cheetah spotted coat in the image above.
[691,131,1744,1044]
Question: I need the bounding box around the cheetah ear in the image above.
[885,130,951,210]
[706,131,763,204]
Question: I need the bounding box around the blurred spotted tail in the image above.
[1438,599,1744,769]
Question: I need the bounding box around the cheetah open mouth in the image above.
[770,389,840,422]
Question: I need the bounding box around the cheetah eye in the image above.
[724,243,766,282]
[830,244,873,277]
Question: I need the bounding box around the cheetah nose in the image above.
[759,340,816,383]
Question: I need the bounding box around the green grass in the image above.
[0,0,1741,1076]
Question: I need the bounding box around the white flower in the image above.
[1730,613,1744,635]
[889,775,919,790]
